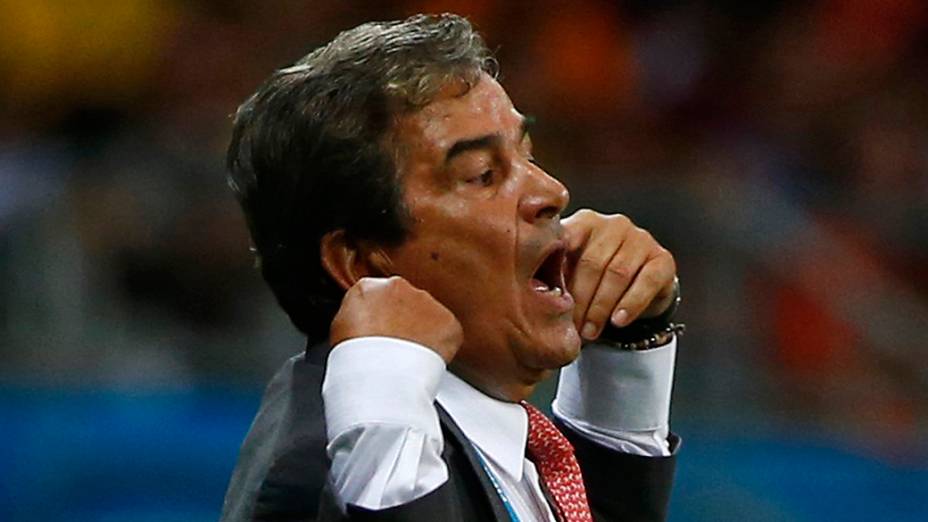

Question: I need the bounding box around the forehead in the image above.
[391,74,522,163]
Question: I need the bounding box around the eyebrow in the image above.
[443,114,536,165]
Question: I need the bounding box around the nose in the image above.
[518,164,570,223]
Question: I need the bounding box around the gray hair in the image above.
[227,13,497,338]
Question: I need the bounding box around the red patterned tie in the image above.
[522,401,593,522]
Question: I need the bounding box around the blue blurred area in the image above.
[2,387,925,522]
[0,386,260,522]
[671,427,928,522]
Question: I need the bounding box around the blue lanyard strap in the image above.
[474,448,521,522]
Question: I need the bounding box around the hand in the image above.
[330,276,463,363]
[563,210,677,341]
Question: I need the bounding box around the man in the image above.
[221,13,681,522]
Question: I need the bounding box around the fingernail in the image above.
[581,322,597,339]
[612,309,629,326]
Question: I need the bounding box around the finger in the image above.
[611,252,676,326]
[563,212,592,254]
[579,238,650,339]
[566,214,632,326]
[569,233,625,331]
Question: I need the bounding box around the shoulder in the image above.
[221,350,330,521]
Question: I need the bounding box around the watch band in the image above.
[597,277,684,351]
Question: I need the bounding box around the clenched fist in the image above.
[329,276,463,363]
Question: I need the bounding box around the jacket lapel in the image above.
[436,403,514,521]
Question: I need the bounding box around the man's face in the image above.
[384,74,581,400]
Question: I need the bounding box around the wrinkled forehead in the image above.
[389,74,523,169]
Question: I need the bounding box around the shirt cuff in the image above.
[322,336,447,440]
[552,336,677,432]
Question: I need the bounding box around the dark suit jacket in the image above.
[220,343,679,521]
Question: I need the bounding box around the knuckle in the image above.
[641,269,663,287]
[611,213,631,226]
[651,248,675,271]
[585,301,610,321]
[583,209,611,225]
[361,276,387,289]
[389,276,416,294]
[412,286,433,300]
[575,208,595,219]
[620,294,646,313]
[576,255,602,270]
[605,262,633,280]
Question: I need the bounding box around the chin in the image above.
[522,324,582,370]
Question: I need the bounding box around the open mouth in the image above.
[530,244,568,296]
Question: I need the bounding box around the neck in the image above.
[448,362,547,403]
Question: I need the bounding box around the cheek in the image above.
[419,204,518,274]
[413,227,517,311]
[393,194,521,298]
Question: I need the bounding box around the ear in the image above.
[320,230,393,290]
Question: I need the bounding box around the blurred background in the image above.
[1,0,926,520]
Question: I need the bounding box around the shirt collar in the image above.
[436,371,528,481]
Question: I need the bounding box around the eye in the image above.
[466,170,495,186]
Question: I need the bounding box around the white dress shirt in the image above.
[322,336,677,518]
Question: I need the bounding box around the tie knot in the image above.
[521,401,575,463]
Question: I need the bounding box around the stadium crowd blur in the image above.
[2,0,926,509]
